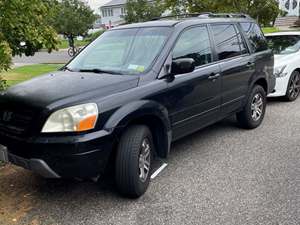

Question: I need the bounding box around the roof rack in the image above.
[151,12,251,21]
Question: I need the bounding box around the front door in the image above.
[165,25,222,140]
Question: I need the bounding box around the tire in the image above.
[115,125,153,198]
[284,71,300,102]
[68,47,77,57]
[236,85,266,129]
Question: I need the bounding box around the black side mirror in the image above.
[171,58,195,75]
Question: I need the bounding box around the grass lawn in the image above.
[0,64,64,87]
[262,27,280,34]
[58,39,90,49]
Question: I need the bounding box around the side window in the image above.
[173,26,213,67]
[240,22,268,52]
[211,24,244,60]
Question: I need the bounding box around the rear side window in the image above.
[173,26,213,67]
[240,22,268,52]
[211,24,246,60]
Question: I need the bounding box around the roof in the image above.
[265,31,300,36]
[112,17,255,30]
[101,0,126,7]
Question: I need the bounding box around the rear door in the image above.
[240,22,275,93]
[210,23,254,116]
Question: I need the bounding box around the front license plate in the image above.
[0,145,9,163]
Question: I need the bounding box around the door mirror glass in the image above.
[171,58,195,75]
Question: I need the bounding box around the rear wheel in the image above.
[115,125,153,198]
[285,71,300,101]
[237,85,266,129]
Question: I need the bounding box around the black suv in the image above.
[0,14,275,198]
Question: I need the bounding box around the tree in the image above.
[163,0,280,26]
[125,0,165,23]
[0,0,59,90]
[50,0,97,47]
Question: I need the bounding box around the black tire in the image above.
[284,71,300,102]
[115,125,153,198]
[68,47,77,57]
[236,85,266,129]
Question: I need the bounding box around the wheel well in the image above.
[254,78,268,93]
[121,115,169,159]
[294,68,300,74]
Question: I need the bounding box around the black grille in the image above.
[0,109,34,135]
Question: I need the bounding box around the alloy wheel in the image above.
[251,93,263,121]
[138,138,151,182]
[288,73,300,100]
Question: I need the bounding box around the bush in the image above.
[295,19,300,27]
[85,30,105,42]
[0,76,8,91]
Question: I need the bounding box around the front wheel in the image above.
[285,71,300,101]
[237,85,266,129]
[115,125,153,198]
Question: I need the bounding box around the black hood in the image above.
[0,71,139,109]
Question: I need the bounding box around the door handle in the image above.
[246,62,255,68]
[208,73,221,80]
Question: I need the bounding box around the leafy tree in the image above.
[125,0,165,23]
[163,0,280,26]
[50,0,97,47]
[0,0,59,90]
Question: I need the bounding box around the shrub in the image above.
[294,18,300,27]
[85,30,105,42]
[0,76,8,91]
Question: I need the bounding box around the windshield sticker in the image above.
[128,64,145,72]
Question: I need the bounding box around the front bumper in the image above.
[0,130,116,178]
[268,75,290,97]
[0,147,60,178]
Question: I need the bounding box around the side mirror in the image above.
[171,58,195,75]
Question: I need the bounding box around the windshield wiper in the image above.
[63,66,74,72]
[79,68,122,75]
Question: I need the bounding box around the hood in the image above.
[0,71,139,109]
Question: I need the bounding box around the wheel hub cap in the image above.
[251,93,263,121]
[139,138,151,182]
[289,74,300,99]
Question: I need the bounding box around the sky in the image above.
[87,0,111,13]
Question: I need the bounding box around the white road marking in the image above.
[151,163,168,180]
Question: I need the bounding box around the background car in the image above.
[266,32,300,101]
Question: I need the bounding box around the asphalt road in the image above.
[12,50,71,67]
[0,98,299,225]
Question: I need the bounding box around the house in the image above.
[278,0,300,16]
[100,0,127,28]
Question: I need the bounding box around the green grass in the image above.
[1,64,64,87]
[262,27,280,34]
[58,39,90,49]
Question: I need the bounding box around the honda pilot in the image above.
[0,13,275,198]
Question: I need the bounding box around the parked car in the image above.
[266,32,300,101]
[0,13,275,198]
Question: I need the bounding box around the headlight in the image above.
[274,65,288,78]
[42,103,98,133]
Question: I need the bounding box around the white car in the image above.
[265,32,300,101]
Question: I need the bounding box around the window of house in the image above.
[121,8,126,15]
[240,22,268,52]
[211,24,245,60]
[173,26,213,67]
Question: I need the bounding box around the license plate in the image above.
[0,145,8,163]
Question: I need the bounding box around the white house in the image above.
[278,0,300,16]
[100,0,127,28]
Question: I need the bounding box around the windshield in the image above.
[266,35,300,55]
[67,27,172,75]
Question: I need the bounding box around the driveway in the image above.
[0,98,299,225]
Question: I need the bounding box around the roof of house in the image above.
[101,0,126,7]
